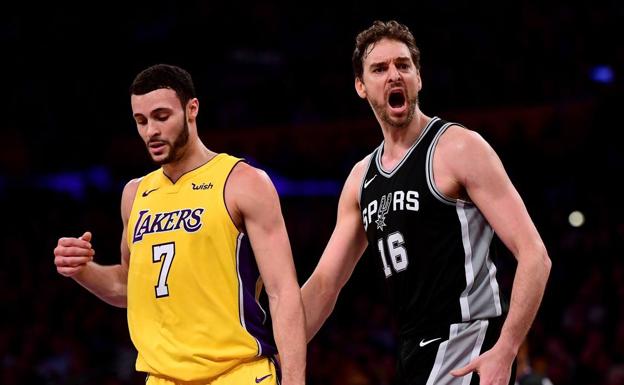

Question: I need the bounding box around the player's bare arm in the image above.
[301,156,370,342]
[435,126,551,384]
[225,162,306,385]
[53,178,139,308]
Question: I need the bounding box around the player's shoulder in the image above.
[354,153,374,173]
[342,153,375,198]
[120,177,143,220]
[227,161,276,199]
[229,161,271,185]
[122,168,163,193]
[438,122,492,156]
[125,176,143,188]
[350,153,374,179]
[122,177,142,198]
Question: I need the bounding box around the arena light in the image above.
[590,65,614,84]
[568,210,585,228]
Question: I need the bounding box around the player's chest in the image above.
[130,181,226,244]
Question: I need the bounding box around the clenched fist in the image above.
[54,231,95,277]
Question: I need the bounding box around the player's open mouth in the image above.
[388,89,406,108]
[149,141,167,153]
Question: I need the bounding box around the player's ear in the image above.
[355,77,367,99]
[186,98,199,122]
[416,69,422,92]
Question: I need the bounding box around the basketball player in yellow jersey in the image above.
[53,64,306,385]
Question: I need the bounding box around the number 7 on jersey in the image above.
[152,242,176,297]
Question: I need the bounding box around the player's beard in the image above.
[370,93,418,129]
[149,113,190,166]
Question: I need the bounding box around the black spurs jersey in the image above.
[359,117,504,336]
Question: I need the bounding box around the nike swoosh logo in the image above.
[255,374,272,383]
[419,337,442,347]
[142,188,159,197]
[364,175,377,189]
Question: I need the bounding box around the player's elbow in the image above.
[539,244,552,277]
[109,296,128,308]
[103,283,128,308]
[302,272,341,342]
[100,292,127,308]
[315,271,342,304]
[303,271,339,306]
[529,242,551,280]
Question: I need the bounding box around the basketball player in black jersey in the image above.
[301,20,551,385]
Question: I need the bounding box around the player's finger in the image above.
[58,237,92,249]
[55,256,92,267]
[66,246,94,256]
[79,231,92,243]
[54,246,94,257]
[450,360,477,377]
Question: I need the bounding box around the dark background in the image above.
[1,2,623,384]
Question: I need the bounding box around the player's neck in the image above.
[380,112,431,161]
[162,140,216,183]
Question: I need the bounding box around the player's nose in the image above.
[146,120,161,137]
[387,64,401,82]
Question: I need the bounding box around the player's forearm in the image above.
[73,262,128,307]
[269,288,307,385]
[301,275,339,342]
[498,245,551,353]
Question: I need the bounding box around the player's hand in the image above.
[54,232,95,277]
[450,342,515,385]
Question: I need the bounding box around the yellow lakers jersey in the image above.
[126,153,277,381]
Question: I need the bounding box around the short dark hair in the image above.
[352,20,421,80]
[129,64,196,108]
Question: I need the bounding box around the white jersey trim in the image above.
[426,320,489,385]
[486,251,503,316]
[358,153,376,208]
[462,320,489,385]
[425,323,457,385]
[457,202,475,321]
[375,117,440,178]
[425,121,473,206]
[457,203,503,321]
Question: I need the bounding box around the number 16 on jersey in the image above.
[377,231,408,278]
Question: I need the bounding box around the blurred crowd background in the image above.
[1,1,623,384]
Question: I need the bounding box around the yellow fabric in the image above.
[145,357,278,385]
[127,153,263,381]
